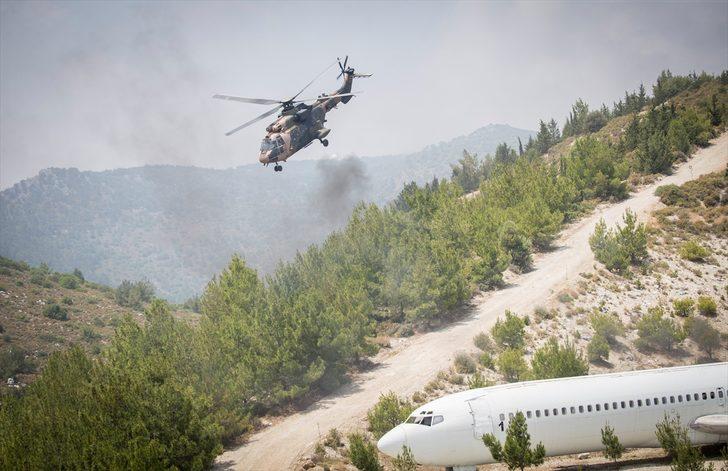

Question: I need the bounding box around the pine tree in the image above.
[601,424,624,461]
[482,411,546,471]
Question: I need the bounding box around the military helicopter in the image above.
[214,56,371,172]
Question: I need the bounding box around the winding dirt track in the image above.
[216,133,727,470]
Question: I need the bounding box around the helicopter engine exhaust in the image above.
[317,128,331,139]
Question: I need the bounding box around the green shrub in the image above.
[491,311,525,349]
[42,304,68,321]
[479,352,495,369]
[81,326,101,342]
[588,312,625,345]
[0,348,36,378]
[601,424,624,461]
[115,280,155,310]
[392,445,417,471]
[473,332,493,351]
[587,334,610,363]
[499,221,533,272]
[532,306,552,322]
[530,338,588,379]
[685,316,720,359]
[467,371,490,389]
[366,392,413,440]
[323,428,342,448]
[655,184,698,207]
[348,432,382,471]
[672,298,694,317]
[656,413,711,469]
[589,210,647,273]
[58,274,79,290]
[635,307,684,351]
[61,296,74,306]
[679,240,710,262]
[482,411,545,471]
[496,348,529,382]
[696,296,717,316]
[454,353,477,374]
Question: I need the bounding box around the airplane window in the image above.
[406,416,416,423]
[500,413,505,421]
[662,397,667,404]
[536,410,541,418]
[654,397,659,405]
[527,411,532,419]
[432,415,444,425]
[587,405,593,412]
[629,400,634,407]
[562,407,567,415]
[613,402,618,409]
[646,399,651,406]
[686,395,691,402]
[710,392,715,399]
[553,408,558,416]
[509,413,514,420]
[694,393,699,401]
[579,405,584,413]
[604,403,609,411]
[544,409,549,417]
[621,401,626,409]
[678,395,683,403]
[421,416,432,426]
[702,393,707,400]
[719,390,724,398]
[670,396,675,403]
[427,411,433,414]
[637,399,642,407]
[595,404,601,412]
[570,407,576,414]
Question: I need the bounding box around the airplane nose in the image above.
[377,426,406,457]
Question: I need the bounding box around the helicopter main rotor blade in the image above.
[291,92,359,103]
[289,59,337,102]
[213,95,282,105]
[225,104,282,136]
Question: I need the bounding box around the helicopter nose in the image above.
[377,426,406,457]
[258,152,268,164]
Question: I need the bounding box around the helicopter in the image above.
[213,56,371,172]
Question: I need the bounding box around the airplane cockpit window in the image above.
[404,412,443,427]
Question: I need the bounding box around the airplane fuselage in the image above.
[377,363,728,469]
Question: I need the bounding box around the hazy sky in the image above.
[1,0,726,188]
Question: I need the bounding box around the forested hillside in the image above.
[0,124,533,302]
[1,70,726,469]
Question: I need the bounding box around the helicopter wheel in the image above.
[322,139,329,147]
[274,165,283,172]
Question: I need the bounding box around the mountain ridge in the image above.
[0,124,534,301]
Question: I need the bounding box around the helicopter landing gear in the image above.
[321,139,329,147]
[273,165,283,172]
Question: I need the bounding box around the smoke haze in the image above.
[312,156,370,224]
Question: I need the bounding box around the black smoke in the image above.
[312,156,371,224]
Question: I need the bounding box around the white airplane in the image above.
[377,362,728,470]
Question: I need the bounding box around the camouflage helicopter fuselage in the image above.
[258,72,355,166]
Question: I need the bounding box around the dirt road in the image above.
[216,133,727,470]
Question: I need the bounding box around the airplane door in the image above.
[718,387,725,407]
[468,399,494,440]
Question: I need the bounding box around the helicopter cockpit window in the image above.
[260,139,275,152]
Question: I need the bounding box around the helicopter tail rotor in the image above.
[337,55,371,80]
